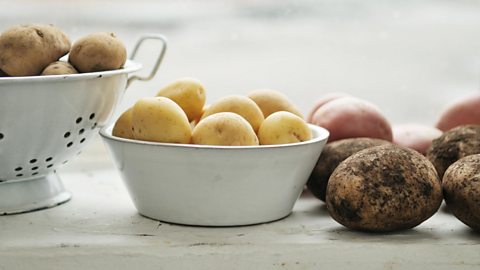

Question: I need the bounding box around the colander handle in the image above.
[126,34,168,88]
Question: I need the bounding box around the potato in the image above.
[0,69,7,77]
[307,92,350,123]
[41,61,78,76]
[247,89,303,118]
[326,144,442,232]
[307,138,390,201]
[311,97,393,142]
[192,112,258,146]
[201,95,264,133]
[443,154,480,231]
[112,108,134,139]
[257,111,311,145]
[436,94,480,131]
[427,125,480,178]
[69,32,126,73]
[392,124,442,155]
[0,24,71,76]
[132,97,191,143]
[156,78,206,122]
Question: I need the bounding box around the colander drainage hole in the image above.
[14,167,22,172]
[30,159,37,164]
[0,133,4,140]
[91,123,97,129]
[62,160,68,164]
[32,172,38,176]
[46,164,53,168]
[16,174,23,177]
[89,113,95,120]
[45,157,53,162]
[67,142,73,148]
[64,132,71,138]
[79,128,85,135]
[31,167,38,171]
[80,138,86,143]
[76,117,82,124]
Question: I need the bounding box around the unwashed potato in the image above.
[257,111,311,145]
[200,95,264,133]
[192,112,259,146]
[307,92,350,123]
[443,154,480,231]
[247,89,303,119]
[156,78,206,122]
[132,97,191,143]
[427,125,480,179]
[69,32,126,73]
[41,61,78,76]
[112,108,134,139]
[310,97,393,143]
[326,144,442,232]
[307,138,390,202]
[392,124,442,155]
[436,94,480,131]
[0,24,71,76]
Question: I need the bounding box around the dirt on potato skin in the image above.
[326,144,442,232]
[443,154,480,231]
[307,138,390,202]
[427,125,480,179]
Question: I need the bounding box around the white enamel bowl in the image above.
[0,35,167,215]
[100,124,329,226]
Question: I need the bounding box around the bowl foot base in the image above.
[0,173,71,215]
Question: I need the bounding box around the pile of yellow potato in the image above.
[113,78,312,146]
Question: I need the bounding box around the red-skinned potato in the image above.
[310,97,393,142]
[393,124,442,155]
[306,92,349,123]
[436,94,480,131]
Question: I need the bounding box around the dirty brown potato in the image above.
[307,138,390,202]
[41,61,78,75]
[426,125,480,179]
[0,24,71,76]
[442,154,480,231]
[69,32,126,73]
[326,144,443,232]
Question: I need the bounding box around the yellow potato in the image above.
[192,112,259,146]
[201,95,264,133]
[112,108,134,139]
[258,111,312,145]
[248,89,303,118]
[132,97,191,143]
[156,78,206,122]
[41,61,78,76]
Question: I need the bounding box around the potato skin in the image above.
[132,97,191,143]
[310,97,393,142]
[326,144,442,232]
[41,61,78,75]
[392,124,442,155]
[0,24,71,76]
[201,95,265,133]
[258,111,311,145]
[426,125,480,179]
[69,32,126,73]
[443,154,480,231]
[112,108,134,139]
[192,112,259,146]
[307,92,349,123]
[156,78,206,122]
[307,138,390,201]
[436,94,480,131]
[248,89,303,119]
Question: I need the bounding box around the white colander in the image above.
[0,34,167,215]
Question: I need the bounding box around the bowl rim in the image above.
[100,124,329,150]
[0,59,142,84]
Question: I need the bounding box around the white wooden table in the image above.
[1,139,479,270]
